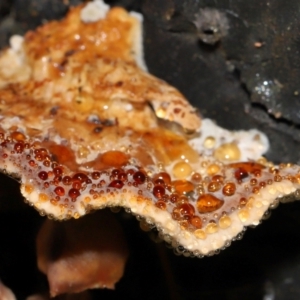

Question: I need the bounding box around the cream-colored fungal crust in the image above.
[0,0,299,256]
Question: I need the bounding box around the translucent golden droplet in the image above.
[39,193,49,202]
[24,184,34,194]
[194,229,207,239]
[74,212,80,219]
[254,200,263,208]
[205,223,219,234]
[84,196,91,203]
[219,215,232,229]
[172,161,193,179]
[214,143,241,161]
[246,197,254,209]
[207,163,220,175]
[203,136,216,149]
[77,145,90,158]
[238,209,250,222]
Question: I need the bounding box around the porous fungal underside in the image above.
[0,1,299,256]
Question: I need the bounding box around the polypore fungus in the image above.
[0,0,299,264]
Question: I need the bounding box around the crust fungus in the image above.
[1,0,300,298]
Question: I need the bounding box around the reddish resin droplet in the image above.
[153,172,171,185]
[154,178,165,186]
[127,169,135,175]
[196,194,224,213]
[92,172,101,180]
[111,169,120,177]
[190,216,202,228]
[133,171,146,184]
[239,197,247,206]
[155,201,166,210]
[53,167,63,176]
[68,188,80,200]
[178,203,195,216]
[250,178,257,186]
[118,172,127,181]
[62,176,72,185]
[14,142,24,153]
[108,180,124,189]
[153,186,165,198]
[222,182,236,196]
[2,153,7,158]
[72,181,82,190]
[234,168,249,181]
[73,173,88,183]
[29,160,35,167]
[54,186,65,196]
[38,171,48,180]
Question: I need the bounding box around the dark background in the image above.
[0,0,300,299]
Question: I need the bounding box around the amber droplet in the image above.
[155,201,166,210]
[153,172,171,185]
[196,194,224,213]
[170,193,179,203]
[222,182,236,196]
[207,164,220,176]
[100,151,129,167]
[190,216,202,228]
[108,180,124,189]
[14,142,24,153]
[172,180,194,195]
[207,182,221,192]
[239,197,247,206]
[38,171,48,181]
[29,160,35,167]
[39,193,49,202]
[133,171,146,184]
[68,188,80,200]
[229,162,264,173]
[250,179,257,186]
[191,172,202,183]
[234,168,249,181]
[274,175,282,182]
[153,186,165,198]
[11,131,26,141]
[54,186,65,196]
[211,175,224,183]
[62,176,72,185]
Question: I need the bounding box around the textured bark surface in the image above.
[1,1,300,299]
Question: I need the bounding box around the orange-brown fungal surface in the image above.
[0,0,300,257]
